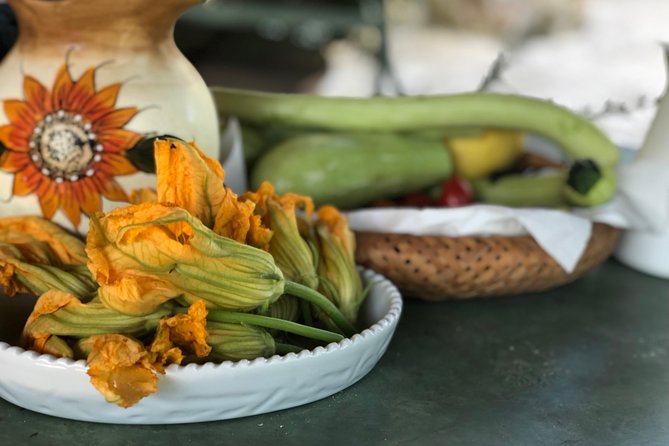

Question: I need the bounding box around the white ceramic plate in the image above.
[0,269,402,424]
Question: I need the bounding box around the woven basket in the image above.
[354,223,622,300]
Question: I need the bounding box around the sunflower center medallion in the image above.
[0,63,144,227]
[30,111,99,182]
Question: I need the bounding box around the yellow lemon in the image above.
[448,129,525,180]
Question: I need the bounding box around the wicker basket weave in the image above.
[354,223,622,300]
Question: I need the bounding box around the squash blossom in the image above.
[86,202,285,316]
[264,295,300,323]
[264,200,319,288]
[206,321,276,361]
[22,289,172,357]
[85,334,165,408]
[0,216,95,297]
[0,243,97,298]
[155,138,227,228]
[150,300,211,360]
[154,138,271,250]
[0,216,87,265]
[242,182,318,288]
[315,206,364,324]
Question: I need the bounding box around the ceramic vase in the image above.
[615,44,669,278]
[0,0,220,231]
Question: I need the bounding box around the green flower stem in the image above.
[206,310,344,344]
[301,300,313,326]
[284,280,357,337]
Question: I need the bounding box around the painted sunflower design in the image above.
[0,63,142,227]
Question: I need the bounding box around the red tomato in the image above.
[437,177,474,207]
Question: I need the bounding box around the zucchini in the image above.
[250,133,453,209]
[213,88,619,168]
[473,171,568,208]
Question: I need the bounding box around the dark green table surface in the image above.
[1,260,668,446]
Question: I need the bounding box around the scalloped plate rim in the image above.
[0,268,403,424]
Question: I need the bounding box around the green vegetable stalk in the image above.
[216,88,619,208]
[251,132,454,209]
[473,171,568,208]
[206,309,345,344]
[212,88,619,168]
[564,159,617,207]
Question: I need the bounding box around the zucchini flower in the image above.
[154,138,272,250]
[22,289,172,356]
[265,200,319,289]
[264,295,300,323]
[85,334,164,408]
[242,181,318,288]
[150,300,211,361]
[206,321,276,361]
[86,202,285,316]
[315,206,364,324]
[88,202,357,335]
[0,216,95,297]
[0,243,97,298]
[0,216,87,265]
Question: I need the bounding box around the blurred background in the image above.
[1,0,667,149]
[175,0,668,151]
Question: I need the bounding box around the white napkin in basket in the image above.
[346,204,630,274]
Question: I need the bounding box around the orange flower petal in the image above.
[86,334,161,408]
[36,180,59,220]
[98,153,137,176]
[317,205,354,257]
[97,128,141,153]
[92,107,138,132]
[65,67,96,111]
[77,178,102,216]
[23,75,52,116]
[51,64,74,111]
[13,165,41,195]
[0,126,31,153]
[7,130,31,152]
[1,150,31,173]
[81,83,120,115]
[0,125,11,147]
[247,214,273,251]
[3,99,36,130]
[151,300,211,359]
[57,186,81,228]
[240,181,276,217]
[212,188,255,243]
[65,181,83,209]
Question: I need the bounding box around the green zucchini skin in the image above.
[473,172,568,208]
[250,133,453,209]
[214,88,619,168]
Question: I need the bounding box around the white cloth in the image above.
[346,202,637,274]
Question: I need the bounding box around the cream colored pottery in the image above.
[0,0,219,231]
[615,45,669,278]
